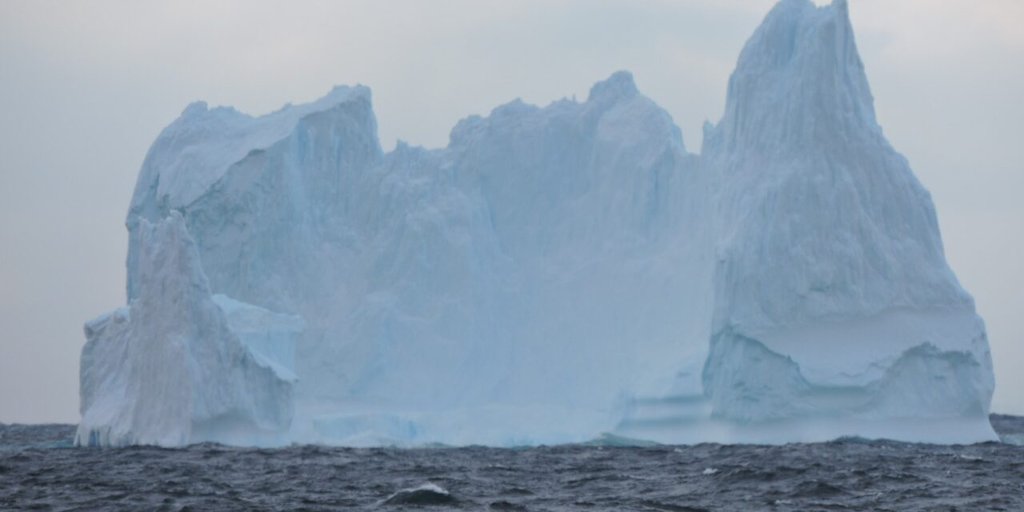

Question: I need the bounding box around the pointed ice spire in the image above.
[699,0,988,436]
[706,0,876,158]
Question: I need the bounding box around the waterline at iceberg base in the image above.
[78,0,995,447]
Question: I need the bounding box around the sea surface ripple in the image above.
[2,416,1023,511]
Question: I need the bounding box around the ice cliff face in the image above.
[699,0,993,439]
[79,0,995,446]
[77,213,296,447]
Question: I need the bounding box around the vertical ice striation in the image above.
[699,0,994,441]
[77,213,296,447]
[126,86,382,311]
[79,0,996,446]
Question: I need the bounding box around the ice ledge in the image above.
[700,325,995,440]
[212,294,303,382]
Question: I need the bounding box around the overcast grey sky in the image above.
[1,0,1021,423]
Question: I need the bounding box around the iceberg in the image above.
[78,0,995,446]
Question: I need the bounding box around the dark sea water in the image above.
[2,416,1023,511]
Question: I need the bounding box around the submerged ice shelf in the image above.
[78,0,995,447]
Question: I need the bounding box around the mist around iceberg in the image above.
[77,0,996,447]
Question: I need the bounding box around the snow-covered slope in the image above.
[78,0,995,446]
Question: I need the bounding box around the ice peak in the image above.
[707,0,875,156]
[587,71,638,103]
[775,0,846,13]
[321,84,372,106]
[181,101,208,118]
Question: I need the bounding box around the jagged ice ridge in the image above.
[77,0,996,447]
